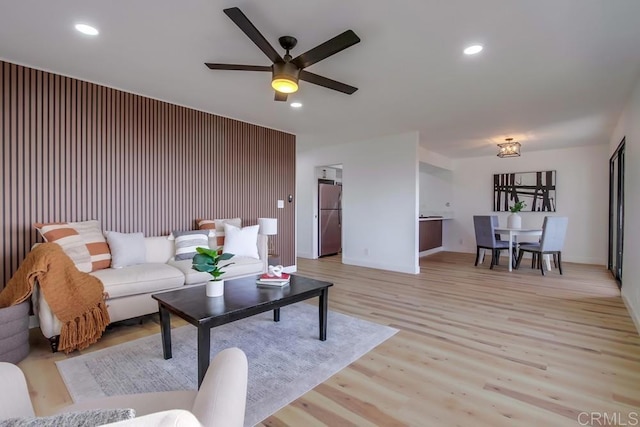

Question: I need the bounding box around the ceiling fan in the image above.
[205,7,361,101]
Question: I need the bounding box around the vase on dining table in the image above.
[507,213,521,229]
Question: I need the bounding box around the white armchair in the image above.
[0,347,248,427]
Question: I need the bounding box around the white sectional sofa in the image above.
[33,234,267,351]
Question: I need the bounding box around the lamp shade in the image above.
[258,218,278,235]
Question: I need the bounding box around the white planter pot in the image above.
[507,213,522,229]
[206,280,224,297]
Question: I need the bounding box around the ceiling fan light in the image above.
[272,78,299,93]
[272,61,300,94]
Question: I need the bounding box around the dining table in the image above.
[494,227,545,272]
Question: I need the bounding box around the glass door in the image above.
[608,138,625,287]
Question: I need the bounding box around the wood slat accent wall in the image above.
[0,60,296,287]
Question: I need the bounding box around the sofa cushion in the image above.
[167,256,263,285]
[166,259,212,285]
[197,218,241,247]
[92,264,184,299]
[144,236,175,264]
[33,220,111,272]
[219,256,264,278]
[105,231,147,268]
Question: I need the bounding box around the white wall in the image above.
[297,132,420,274]
[446,144,609,264]
[418,146,453,170]
[419,163,453,216]
[609,72,640,329]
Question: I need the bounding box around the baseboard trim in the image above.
[622,292,640,335]
[341,257,419,275]
[283,265,297,274]
[419,247,443,257]
[296,251,314,259]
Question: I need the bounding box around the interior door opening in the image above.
[317,164,342,259]
[608,138,625,288]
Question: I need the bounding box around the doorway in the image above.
[608,138,625,287]
[316,165,342,259]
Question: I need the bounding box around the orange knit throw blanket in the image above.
[0,243,110,353]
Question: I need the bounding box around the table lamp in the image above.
[258,217,278,255]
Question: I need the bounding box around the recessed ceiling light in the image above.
[75,23,99,36]
[290,102,303,108]
[463,45,483,55]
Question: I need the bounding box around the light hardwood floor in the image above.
[17,252,640,426]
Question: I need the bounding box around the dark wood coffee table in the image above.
[151,274,333,387]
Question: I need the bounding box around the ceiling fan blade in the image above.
[292,30,360,69]
[299,70,358,94]
[274,91,288,102]
[205,63,271,72]
[223,7,282,64]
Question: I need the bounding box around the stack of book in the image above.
[256,272,291,287]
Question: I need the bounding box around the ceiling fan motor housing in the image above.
[272,61,300,93]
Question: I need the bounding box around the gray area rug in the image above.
[56,302,398,427]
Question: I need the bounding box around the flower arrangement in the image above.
[192,247,234,281]
[509,200,527,213]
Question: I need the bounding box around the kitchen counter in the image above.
[419,216,453,221]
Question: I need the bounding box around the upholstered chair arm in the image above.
[103,410,202,426]
[190,347,248,427]
[61,348,248,426]
[0,362,35,419]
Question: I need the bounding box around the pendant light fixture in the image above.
[497,138,521,158]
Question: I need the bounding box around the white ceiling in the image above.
[1,0,639,158]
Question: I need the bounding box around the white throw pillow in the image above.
[105,231,147,268]
[223,224,259,259]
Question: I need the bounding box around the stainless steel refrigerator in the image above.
[318,183,342,257]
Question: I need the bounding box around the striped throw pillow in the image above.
[33,220,111,272]
[197,217,242,247]
[172,230,211,260]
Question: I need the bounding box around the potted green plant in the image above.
[192,247,234,297]
[507,200,526,229]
